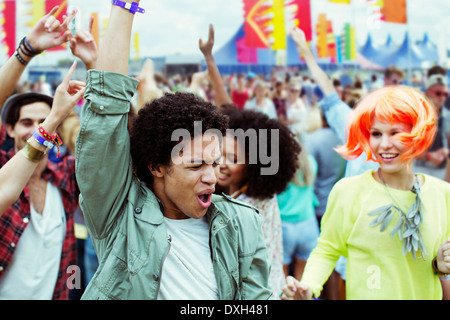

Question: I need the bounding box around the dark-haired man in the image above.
[75,1,271,300]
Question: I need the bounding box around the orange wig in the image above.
[336,86,437,163]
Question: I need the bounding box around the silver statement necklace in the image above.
[368,169,427,261]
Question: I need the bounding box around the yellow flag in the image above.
[26,0,45,27]
[270,0,286,50]
[90,13,99,47]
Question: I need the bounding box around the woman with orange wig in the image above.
[281,85,450,300]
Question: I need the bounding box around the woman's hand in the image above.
[290,26,309,52]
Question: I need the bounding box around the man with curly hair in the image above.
[75,1,271,300]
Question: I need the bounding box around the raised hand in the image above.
[27,6,77,52]
[290,26,308,52]
[69,15,98,70]
[199,24,215,57]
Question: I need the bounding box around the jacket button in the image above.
[135,207,142,214]
[153,274,159,281]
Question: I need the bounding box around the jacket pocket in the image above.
[87,232,145,299]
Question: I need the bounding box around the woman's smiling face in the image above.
[218,134,247,194]
[369,117,413,174]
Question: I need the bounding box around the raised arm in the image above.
[290,26,335,96]
[199,24,233,106]
[290,26,352,145]
[75,1,140,238]
[96,2,137,74]
[0,6,77,125]
[0,61,84,215]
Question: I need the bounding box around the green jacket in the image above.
[75,70,272,300]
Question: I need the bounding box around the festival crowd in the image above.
[0,1,449,300]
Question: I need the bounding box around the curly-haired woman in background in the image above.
[219,107,301,299]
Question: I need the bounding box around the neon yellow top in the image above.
[301,170,450,300]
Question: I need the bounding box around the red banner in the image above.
[243,0,271,48]
[2,0,16,58]
[293,0,312,42]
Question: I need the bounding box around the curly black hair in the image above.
[130,92,228,188]
[223,108,301,200]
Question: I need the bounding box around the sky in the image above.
[8,0,450,65]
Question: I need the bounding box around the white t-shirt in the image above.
[157,216,219,300]
[0,182,66,300]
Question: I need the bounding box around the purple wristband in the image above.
[111,0,145,14]
[32,131,54,149]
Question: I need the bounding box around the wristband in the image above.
[32,131,55,150]
[111,0,145,14]
[23,37,42,55]
[38,124,63,158]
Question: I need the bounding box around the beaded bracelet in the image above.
[38,124,63,158]
[15,51,27,66]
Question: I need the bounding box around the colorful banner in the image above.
[344,23,356,60]
[316,14,328,58]
[381,0,407,24]
[243,0,272,48]
[326,20,337,63]
[270,0,286,50]
[1,0,16,58]
[91,12,99,47]
[366,0,383,30]
[133,32,139,60]
[236,36,258,64]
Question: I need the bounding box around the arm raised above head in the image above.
[290,26,335,96]
[199,24,233,106]
[75,1,141,238]
[0,6,78,128]
[96,0,142,74]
